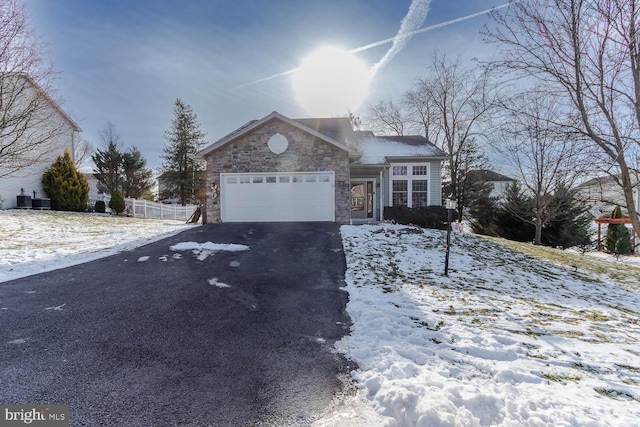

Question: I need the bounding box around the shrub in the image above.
[605,206,632,255]
[383,206,456,230]
[94,200,106,213]
[109,190,125,215]
[41,149,89,212]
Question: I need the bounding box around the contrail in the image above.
[350,2,515,54]
[370,0,431,77]
[234,1,515,90]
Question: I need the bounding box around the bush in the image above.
[605,206,632,255]
[383,205,456,230]
[94,200,106,213]
[41,149,89,212]
[109,190,125,215]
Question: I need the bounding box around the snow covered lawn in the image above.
[0,210,196,283]
[338,224,640,427]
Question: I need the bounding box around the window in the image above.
[412,165,427,176]
[305,175,317,183]
[266,176,277,183]
[319,175,331,183]
[239,176,250,184]
[392,180,408,206]
[393,166,407,176]
[390,163,429,207]
[227,177,237,184]
[279,176,290,183]
[253,176,264,183]
[292,175,304,183]
[412,180,428,207]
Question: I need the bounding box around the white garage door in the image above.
[220,172,335,222]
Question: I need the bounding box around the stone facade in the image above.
[203,118,351,223]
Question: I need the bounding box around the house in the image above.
[575,175,632,216]
[196,111,448,224]
[465,169,517,200]
[0,73,81,209]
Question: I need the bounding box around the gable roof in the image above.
[354,135,448,165]
[8,73,82,132]
[467,169,516,182]
[197,111,359,158]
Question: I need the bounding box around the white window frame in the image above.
[389,163,431,208]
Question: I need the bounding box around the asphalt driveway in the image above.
[0,222,355,426]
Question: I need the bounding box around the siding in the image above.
[430,161,442,206]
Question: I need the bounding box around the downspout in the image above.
[380,169,384,222]
[71,131,77,162]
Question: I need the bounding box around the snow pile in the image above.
[0,210,196,283]
[339,224,640,427]
[169,241,249,252]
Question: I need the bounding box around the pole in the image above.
[445,207,451,276]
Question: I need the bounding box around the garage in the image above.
[220,172,335,222]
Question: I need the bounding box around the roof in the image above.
[467,169,516,182]
[354,135,448,165]
[293,117,355,143]
[196,111,359,157]
[6,73,82,132]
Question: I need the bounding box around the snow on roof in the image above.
[356,135,448,165]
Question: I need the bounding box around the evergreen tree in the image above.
[109,189,125,215]
[494,181,536,242]
[468,183,499,236]
[542,184,592,249]
[605,206,632,256]
[42,149,89,212]
[121,146,153,199]
[161,99,206,205]
[92,141,122,194]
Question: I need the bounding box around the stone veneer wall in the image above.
[203,119,351,223]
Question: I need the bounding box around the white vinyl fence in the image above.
[90,196,199,221]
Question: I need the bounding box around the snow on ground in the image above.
[0,210,197,283]
[337,224,640,427]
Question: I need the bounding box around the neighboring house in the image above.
[0,74,81,209]
[466,169,517,200]
[196,111,447,224]
[575,174,639,216]
[83,173,109,207]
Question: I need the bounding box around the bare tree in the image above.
[365,100,406,136]
[408,55,500,212]
[0,0,63,177]
[486,0,640,240]
[73,138,94,171]
[498,89,586,244]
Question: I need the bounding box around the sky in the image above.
[27,0,512,172]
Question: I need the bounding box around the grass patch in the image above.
[594,388,637,401]
[543,373,581,383]
[481,236,640,290]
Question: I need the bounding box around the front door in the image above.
[351,181,374,220]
